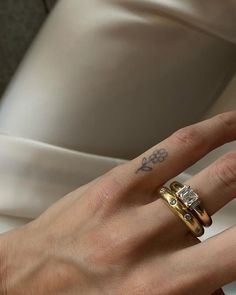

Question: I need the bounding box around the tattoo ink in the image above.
[135,148,168,174]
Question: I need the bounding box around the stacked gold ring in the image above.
[159,187,204,237]
[159,181,212,237]
[170,181,212,227]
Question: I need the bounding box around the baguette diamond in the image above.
[176,185,200,210]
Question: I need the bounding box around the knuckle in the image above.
[105,167,128,194]
[97,171,123,199]
[108,164,126,182]
[89,168,126,214]
[216,111,236,130]
[108,163,136,192]
[214,152,236,189]
[173,126,205,151]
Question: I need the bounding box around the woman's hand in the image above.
[1,112,236,295]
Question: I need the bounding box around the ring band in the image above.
[170,181,212,227]
[159,187,204,237]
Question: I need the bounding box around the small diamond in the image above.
[177,186,200,209]
[184,213,192,221]
[170,198,177,205]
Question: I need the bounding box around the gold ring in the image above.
[159,187,204,237]
[170,181,212,227]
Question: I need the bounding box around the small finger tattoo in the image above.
[135,148,168,174]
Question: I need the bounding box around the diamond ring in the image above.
[170,181,212,227]
[159,187,204,237]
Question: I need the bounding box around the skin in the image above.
[1,112,236,294]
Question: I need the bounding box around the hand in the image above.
[1,112,236,295]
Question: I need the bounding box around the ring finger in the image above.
[137,150,236,239]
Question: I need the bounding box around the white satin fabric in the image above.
[0,0,236,159]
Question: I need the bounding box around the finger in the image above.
[183,151,236,216]
[137,151,236,239]
[183,225,236,292]
[114,112,236,194]
[128,234,222,295]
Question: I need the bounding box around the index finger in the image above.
[114,111,236,193]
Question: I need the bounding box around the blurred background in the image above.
[0,0,57,97]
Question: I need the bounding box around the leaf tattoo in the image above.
[135,148,168,174]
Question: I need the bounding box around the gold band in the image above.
[170,181,212,227]
[159,187,204,237]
